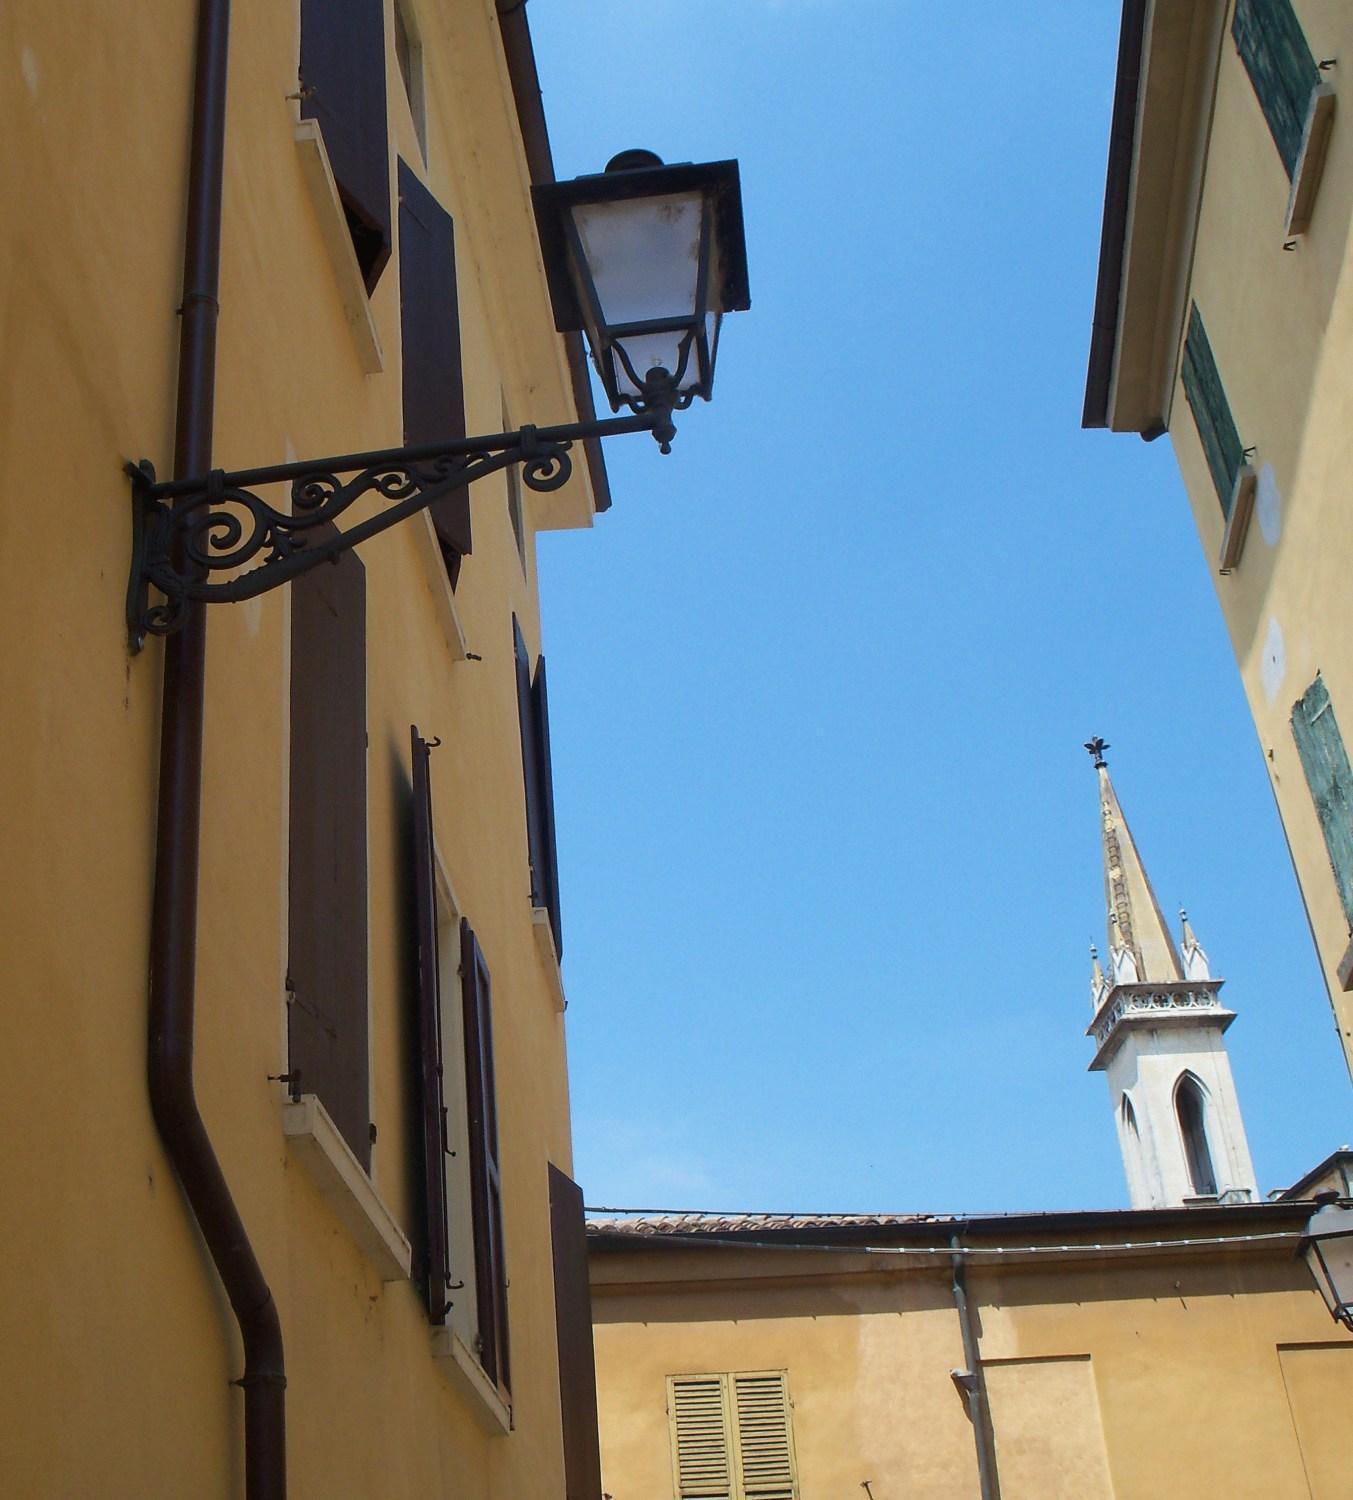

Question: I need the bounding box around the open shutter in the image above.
[398,159,472,576]
[461,919,510,1395]
[733,1373,797,1500]
[288,539,370,1168]
[1291,675,1353,927]
[549,1165,603,1499]
[1181,304,1244,517]
[532,658,563,959]
[411,727,450,1322]
[1233,0,1321,179]
[300,0,391,291]
[513,616,546,901]
[671,1376,734,1500]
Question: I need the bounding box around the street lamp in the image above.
[532,150,750,448]
[127,149,750,650]
[1301,1192,1353,1331]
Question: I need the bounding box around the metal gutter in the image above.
[148,1,286,1493]
[1082,0,1148,429]
[950,1238,1002,1500]
[496,0,613,513]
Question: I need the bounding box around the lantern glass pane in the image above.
[1313,1234,1353,1315]
[572,191,704,329]
[612,331,695,398]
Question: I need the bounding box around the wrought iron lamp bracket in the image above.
[126,408,666,652]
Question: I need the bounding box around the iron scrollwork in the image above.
[126,410,662,651]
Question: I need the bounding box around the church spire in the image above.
[1084,739,1183,984]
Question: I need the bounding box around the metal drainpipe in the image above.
[950,1237,1001,1500]
[148,0,286,1495]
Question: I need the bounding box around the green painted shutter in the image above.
[1233,0,1321,179]
[1181,305,1244,517]
[1291,675,1353,927]
[670,1376,734,1500]
[732,1374,798,1500]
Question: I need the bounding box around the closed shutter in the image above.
[411,726,450,1323]
[670,1373,798,1500]
[461,919,510,1395]
[548,1164,603,1500]
[300,0,391,291]
[1291,674,1353,927]
[1233,0,1321,179]
[732,1374,797,1500]
[670,1376,734,1500]
[398,159,472,580]
[531,658,563,959]
[1180,304,1244,517]
[288,537,370,1168]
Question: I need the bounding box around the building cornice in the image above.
[1085,979,1233,1071]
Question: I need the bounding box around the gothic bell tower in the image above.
[1083,739,1259,1208]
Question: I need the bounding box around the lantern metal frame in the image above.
[531,154,750,415]
[1301,1196,1353,1331]
[125,151,751,653]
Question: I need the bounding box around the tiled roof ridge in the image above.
[586,1211,950,1235]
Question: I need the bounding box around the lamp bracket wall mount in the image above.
[126,410,665,651]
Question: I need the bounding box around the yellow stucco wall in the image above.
[0,1,592,1494]
[591,1229,1353,1500]
[1162,0,1353,1072]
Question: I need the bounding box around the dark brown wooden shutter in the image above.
[532,658,563,960]
[513,615,546,900]
[461,919,510,1395]
[398,159,472,574]
[411,726,450,1323]
[288,538,370,1169]
[300,0,391,291]
[549,1164,603,1500]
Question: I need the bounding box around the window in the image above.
[1232,0,1322,180]
[299,0,391,292]
[668,1371,798,1500]
[1176,1074,1217,1197]
[408,731,511,1397]
[513,617,562,958]
[1180,304,1245,519]
[1121,1093,1139,1143]
[399,159,471,589]
[1291,673,1353,928]
[549,1164,604,1498]
[504,395,527,574]
[393,0,427,161]
[288,537,370,1168]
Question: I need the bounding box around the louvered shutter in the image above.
[1233,0,1321,179]
[548,1165,603,1500]
[1181,304,1244,517]
[531,658,563,959]
[732,1374,797,1500]
[398,159,472,575]
[1291,675,1353,927]
[670,1377,734,1500]
[513,617,546,902]
[288,535,370,1169]
[300,0,391,291]
[461,920,511,1395]
[411,727,450,1323]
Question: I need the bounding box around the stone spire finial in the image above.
[1179,908,1211,981]
[1085,736,1110,769]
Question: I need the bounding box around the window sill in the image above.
[430,1326,513,1435]
[1286,84,1336,238]
[532,906,566,1012]
[1218,464,1257,574]
[413,511,468,661]
[294,118,384,374]
[282,1094,412,1282]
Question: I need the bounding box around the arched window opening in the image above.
[1176,1075,1217,1196]
[1121,1094,1139,1142]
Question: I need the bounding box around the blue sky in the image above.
[527,0,1348,1214]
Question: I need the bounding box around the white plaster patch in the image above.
[20,46,39,97]
[1260,615,1286,705]
[241,595,263,638]
[1257,462,1281,546]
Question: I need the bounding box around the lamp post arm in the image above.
[126,409,664,651]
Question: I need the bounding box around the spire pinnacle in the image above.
[1089,743,1184,984]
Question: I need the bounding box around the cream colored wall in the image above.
[591,1240,1348,1500]
[0,1,587,1495]
[1166,0,1353,1071]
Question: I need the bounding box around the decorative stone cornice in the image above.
[1086,980,1233,1071]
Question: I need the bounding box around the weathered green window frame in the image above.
[1181,305,1245,518]
[1233,0,1322,180]
[1291,674,1353,932]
